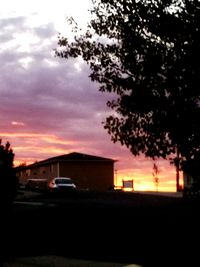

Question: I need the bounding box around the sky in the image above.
[0,0,181,192]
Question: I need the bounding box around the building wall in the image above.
[59,161,114,191]
[17,160,114,191]
[18,163,58,185]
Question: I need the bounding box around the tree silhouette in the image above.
[0,140,18,208]
[152,163,159,192]
[56,0,200,185]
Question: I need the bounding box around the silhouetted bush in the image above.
[0,140,19,209]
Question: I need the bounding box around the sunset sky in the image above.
[0,0,181,192]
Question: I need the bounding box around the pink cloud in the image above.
[11,121,25,126]
[0,13,179,192]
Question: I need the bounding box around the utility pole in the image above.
[114,169,118,187]
[176,147,180,192]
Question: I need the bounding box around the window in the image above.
[26,169,31,176]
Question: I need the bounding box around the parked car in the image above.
[25,178,48,191]
[48,177,77,193]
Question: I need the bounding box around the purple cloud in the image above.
[0,10,178,191]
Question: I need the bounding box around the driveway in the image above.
[3,255,142,267]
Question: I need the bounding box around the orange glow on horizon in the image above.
[115,170,183,192]
[0,132,76,145]
[2,131,183,192]
[1,131,78,167]
[14,157,183,192]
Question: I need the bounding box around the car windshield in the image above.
[55,179,73,185]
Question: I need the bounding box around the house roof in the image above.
[16,152,116,170]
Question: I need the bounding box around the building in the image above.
[183,172,200,197]
[16,152,116,191]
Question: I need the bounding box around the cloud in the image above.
[0,13,112,160]
[11,121,25,126]
[0,3,178,192]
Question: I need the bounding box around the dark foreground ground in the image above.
[1,190,200,267]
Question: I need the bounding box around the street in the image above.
[2,190,200,267]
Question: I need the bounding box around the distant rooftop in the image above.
[42,152,115,163]
[16,152,116,169]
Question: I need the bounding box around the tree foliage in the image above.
[0,140,18,207]
[56,0,200,172]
